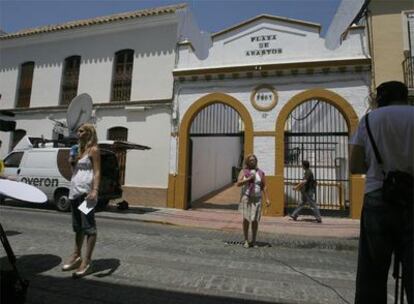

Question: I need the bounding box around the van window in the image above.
[3,152,24,168]
[25,151,56,168]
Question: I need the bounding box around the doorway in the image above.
[189,103,244,210]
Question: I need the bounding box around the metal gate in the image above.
[284,99,349,215]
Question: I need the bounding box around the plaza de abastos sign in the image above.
[250,84,278,111]
[246,34,282,56]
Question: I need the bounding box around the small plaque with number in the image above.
[250,85,277,111]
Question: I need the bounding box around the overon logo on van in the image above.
[21,177,59,187]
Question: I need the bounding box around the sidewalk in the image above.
[1,198,360,241]
[98,204,360,239]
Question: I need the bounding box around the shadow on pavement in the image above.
[285,207,350,218]
[191,202,239,210]
[25,273,286,304]
[288,218,321,223]
[0,254,61,278]
[98,204,159,215]
[2,254,286,304]
[4,230,22,237]
[224,240,272,248]
[1,254,61,304]
[17,254,62,277]
[1,199,55,211]
[90,258,120,278]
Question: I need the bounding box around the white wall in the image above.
[0,106,172,189]
[172,71,370,177]
[95,106,171,188]
[0,19,178,109]
[177,17,368,69]
[177,72,370,128]
[190,136,241,201]
[0,14,183,190]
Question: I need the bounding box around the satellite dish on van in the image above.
[0,179,47,203]
[66,93,93,136]
[324,0,365,50]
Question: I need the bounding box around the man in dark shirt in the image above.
[289,160,322,223]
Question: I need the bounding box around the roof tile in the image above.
[1,3,187,40]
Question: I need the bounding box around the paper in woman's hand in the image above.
[78,199,97,215]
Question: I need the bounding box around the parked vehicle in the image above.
[2,146,122,211]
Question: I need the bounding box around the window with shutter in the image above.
[111,50,134,102]
[60,56,81,105]
[16,62,34,108]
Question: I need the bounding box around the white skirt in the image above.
[239,195,262,222]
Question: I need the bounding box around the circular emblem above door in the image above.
[250,84,278,111]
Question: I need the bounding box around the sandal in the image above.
[62,256,82,271]
[72,263,92,278]
[243,241,250,248]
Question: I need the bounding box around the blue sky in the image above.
[0,0,341,36]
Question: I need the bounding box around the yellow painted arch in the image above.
[274,88,363,218]
[174,93,254,209]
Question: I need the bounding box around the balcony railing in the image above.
[403,57,414,89]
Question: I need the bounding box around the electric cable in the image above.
[274,256,351,304]
[291,100,320,121]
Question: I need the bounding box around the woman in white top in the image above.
[62,123,101,278]
[237,154,270,248]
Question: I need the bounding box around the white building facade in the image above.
[0,4,210,206]
[169,15,370,218]
[1,6,370,217]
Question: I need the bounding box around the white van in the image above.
[3,146,122,211]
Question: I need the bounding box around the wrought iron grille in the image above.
[111,50,134,102]
[403,57,413,89]
[190,103,244,135]
[284,99,349,214]
[404,12,414,89]
[60,56,80,105]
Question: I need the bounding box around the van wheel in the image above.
[55,190,71,212]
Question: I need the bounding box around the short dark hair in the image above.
[376,81,408,107]
[302,160,310,169]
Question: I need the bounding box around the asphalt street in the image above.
[0,205,398,304]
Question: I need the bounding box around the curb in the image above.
[95,211,359,251]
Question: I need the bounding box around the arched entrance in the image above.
[189,103,244,209]
[173,93,254,210]
[275,89,364,218]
